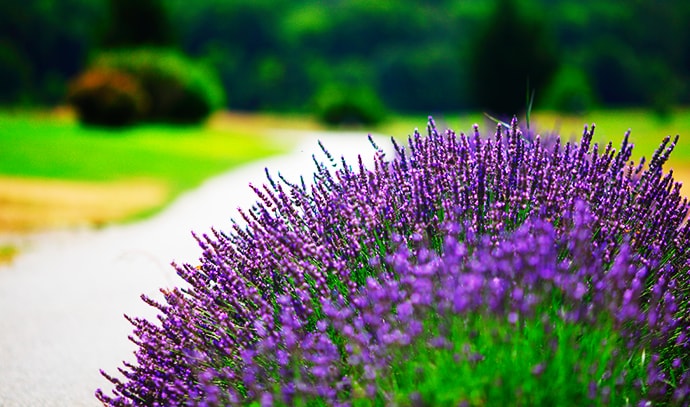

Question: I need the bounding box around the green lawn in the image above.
[377,108,690,171]
[532,109,690,161]
[3,108,689,195]
[0,111,288,197]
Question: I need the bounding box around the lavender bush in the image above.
[97,117,690,406]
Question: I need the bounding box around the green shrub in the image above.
[84,48,225,125]
[67,68,148,127]
[313,83,386,126]
[540,65,596,114]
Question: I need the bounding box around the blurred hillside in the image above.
[2,0,689,116]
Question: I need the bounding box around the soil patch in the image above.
[0,175,168,233]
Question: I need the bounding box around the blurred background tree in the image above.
[100,0,176,49]
[0,0,104,105]
[1,0,689,121]
[67,0,224,126]
[468,0,560,116]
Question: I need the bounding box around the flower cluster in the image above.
[97,117,690,406]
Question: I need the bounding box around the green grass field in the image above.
[0,111,287,197]
[378,108,690,165]
[2,108,689,209]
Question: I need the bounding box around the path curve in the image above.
[0,131,393,407]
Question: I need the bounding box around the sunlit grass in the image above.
[532,109,690,160]
[376,108,690,196]
[4,108,689,192]
[0,110,289,198]
[2,107,689,231]
[379,108,690,161]
[0,109,294,231]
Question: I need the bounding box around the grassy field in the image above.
[0,109,297,237]
[379,109,690,161]
[0,110,291,189]
[378,109,690,188]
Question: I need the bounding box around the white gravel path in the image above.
[0,131,392,407]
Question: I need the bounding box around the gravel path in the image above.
[0,131,392,407]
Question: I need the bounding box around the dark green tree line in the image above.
[1,0,689,114]
[468,0,560,116]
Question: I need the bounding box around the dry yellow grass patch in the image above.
[207,111,323,132]
[0,176,169,233]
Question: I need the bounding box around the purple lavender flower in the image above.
[97,117,690,406]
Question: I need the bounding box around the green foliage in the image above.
[3,0,690,112]
[101,0,175,48]
[173,0,288,111]
[540,65,596,114]
[378,45,467,112]
[313,83,387,126]
[169,0,469,112]
[82,48,225,125]
[67,68,148,127]
[639,60,685,118]
[0,111,284,199]
[386,308,646,406]
[468,0,560,116]
[0,0,105,105]
[0,40,32,105]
